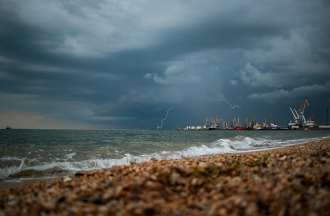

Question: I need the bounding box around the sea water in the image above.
[1,129,329,187]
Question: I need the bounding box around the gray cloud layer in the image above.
[0,0,329,129]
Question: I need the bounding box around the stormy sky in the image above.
[0,0,330,129]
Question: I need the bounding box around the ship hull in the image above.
[233,126,246,130]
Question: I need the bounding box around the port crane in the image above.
[250,116,257,127]
[221,120,228,129]
[244,116,248,127]
[289,99,317,128]
[206,117,222,129]
[263,116,269,128]
[290,99,309,125]
[231,117,236,128]
[231,117,242,127]
[298,99,310,119]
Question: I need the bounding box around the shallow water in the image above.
[1,129,329,188]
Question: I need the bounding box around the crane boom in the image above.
[297,99,309,115]
[290,108,297,119]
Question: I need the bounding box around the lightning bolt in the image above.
[157,107,173,130]
[219,100,241,108]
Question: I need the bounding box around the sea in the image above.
[1,129,330,189]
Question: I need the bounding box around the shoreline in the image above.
[0,138,320,192]
[1,138,330,215]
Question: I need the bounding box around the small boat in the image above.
[6,126,12,130]
[270,122,279,130]
[233,126,246,130]
[253,123,262,130]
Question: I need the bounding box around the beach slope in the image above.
[1,138,330,215]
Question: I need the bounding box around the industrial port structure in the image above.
[177,99,330,131]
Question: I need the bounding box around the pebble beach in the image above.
[1,138,330,215]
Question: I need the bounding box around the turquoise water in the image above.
[0,129,329,184]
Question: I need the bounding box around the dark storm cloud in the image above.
[0,0,329,129]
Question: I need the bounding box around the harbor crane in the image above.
[244,116,248,127]
[297,99,309,114]
[290,99,309,125]
[251,116,257,127]
[221,120,228,129]
[290,108,305,125]
[206,117,222,129]
[298,99,310,120]
[263,116,269,128]
[289,99,317,128]
[231,117,236,128]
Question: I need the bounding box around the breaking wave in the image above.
[0,135,327,180]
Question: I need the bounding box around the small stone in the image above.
[294,172,304,178]
[41,200,55,210]
[170,172,180,185]
[279,156,287,160]
[63,177,72,182]
[7,200,17,206]
[93,197,103,205]
[105,180,114,188]
[198,162,208,168]
[57,197,66,203]
[75,172,84,177]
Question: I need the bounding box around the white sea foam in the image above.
[65,152,76,160]
[213,135,328,152]
[0,159,25,179]
[0,156,24,161]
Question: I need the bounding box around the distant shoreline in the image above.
[1,136,326,191]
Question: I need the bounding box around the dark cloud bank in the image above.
[0,0,329,129]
